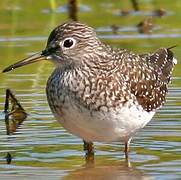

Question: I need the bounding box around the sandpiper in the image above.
[3,21,177,158]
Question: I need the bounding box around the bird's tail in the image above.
[167,45,177,65]
[149,46,177,83]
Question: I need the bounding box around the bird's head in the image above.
[3,21,100,73]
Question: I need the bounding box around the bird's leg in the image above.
[83,140,94,162]
[124,142,129,159]
[124,138,132,159]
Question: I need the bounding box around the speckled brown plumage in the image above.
[46,28,176,114]
[135,48,176,111]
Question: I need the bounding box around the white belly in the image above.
[53,96,155,142]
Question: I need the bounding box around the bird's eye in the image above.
[62,38,76,48]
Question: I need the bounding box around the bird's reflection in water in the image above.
[64,157,152,180]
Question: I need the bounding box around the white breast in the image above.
[53,96,155,142]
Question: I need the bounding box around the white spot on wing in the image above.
[173,58,177,64]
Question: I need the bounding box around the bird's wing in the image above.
[122,48,176,112]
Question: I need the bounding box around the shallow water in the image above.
[0,1,181,179]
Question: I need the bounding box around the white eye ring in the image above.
[61,37,76,49]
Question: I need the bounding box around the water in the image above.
[0,1,181,179]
